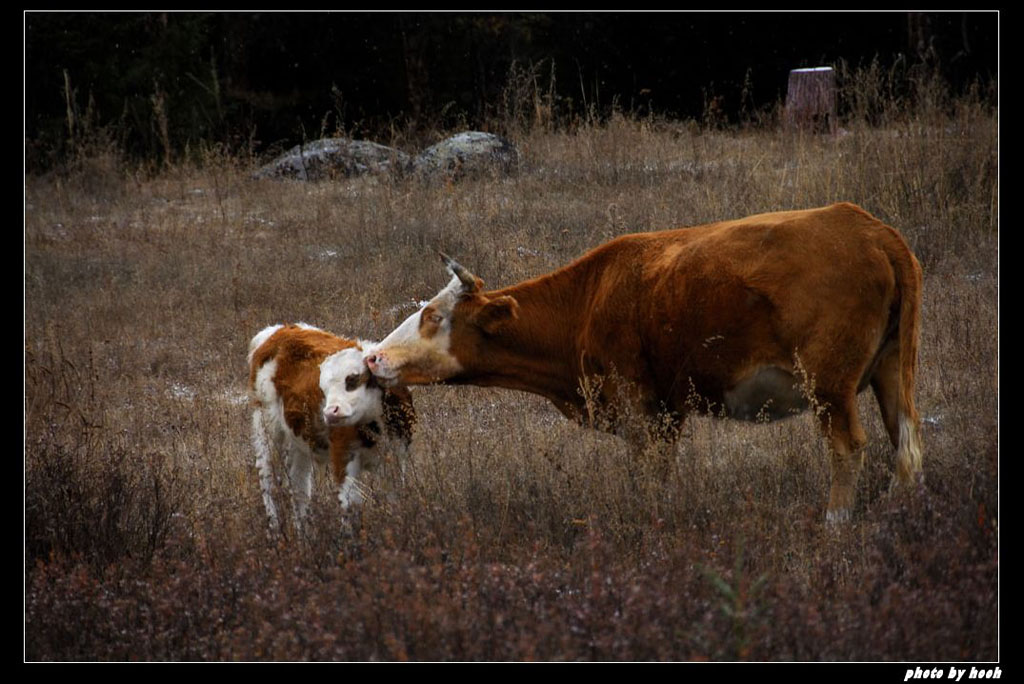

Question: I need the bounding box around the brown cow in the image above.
[248,323,415,529]
[366,203,923,521]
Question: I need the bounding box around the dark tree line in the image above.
[25,12,998,170]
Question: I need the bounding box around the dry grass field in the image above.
[25,73,998,661]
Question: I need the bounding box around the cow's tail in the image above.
[891,230,924,486]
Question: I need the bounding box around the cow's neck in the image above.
[455,268,588,414]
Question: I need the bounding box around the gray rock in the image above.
[253,138,411,180]
[412,131,519,179]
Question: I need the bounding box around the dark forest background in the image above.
[24,11,998,171]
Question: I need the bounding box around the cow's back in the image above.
[576,203,912,413]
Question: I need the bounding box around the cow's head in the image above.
[365,254,519,386]
[321,347,383,426]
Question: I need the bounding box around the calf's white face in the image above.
[320,348,382,427]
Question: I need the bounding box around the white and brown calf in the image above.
[248,323,415,529]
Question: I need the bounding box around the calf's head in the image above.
[320,348,383,426]
[365,254,519,386]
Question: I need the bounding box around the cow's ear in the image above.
[473,295,519,334]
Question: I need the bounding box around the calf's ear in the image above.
[472,295,519,334]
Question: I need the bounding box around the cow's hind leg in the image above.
[820,394,868,523]
[870,345,901,450]
[870,343,924,490]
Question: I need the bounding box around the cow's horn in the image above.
[439,252,478,290]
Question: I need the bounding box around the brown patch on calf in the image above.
[249,325,357,392]
[328,425,362,484]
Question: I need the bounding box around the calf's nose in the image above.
[324,405,351,421]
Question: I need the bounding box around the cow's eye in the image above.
[427,312,443,325]
[345,375,360,391]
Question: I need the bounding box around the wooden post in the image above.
[784,66,837,134]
